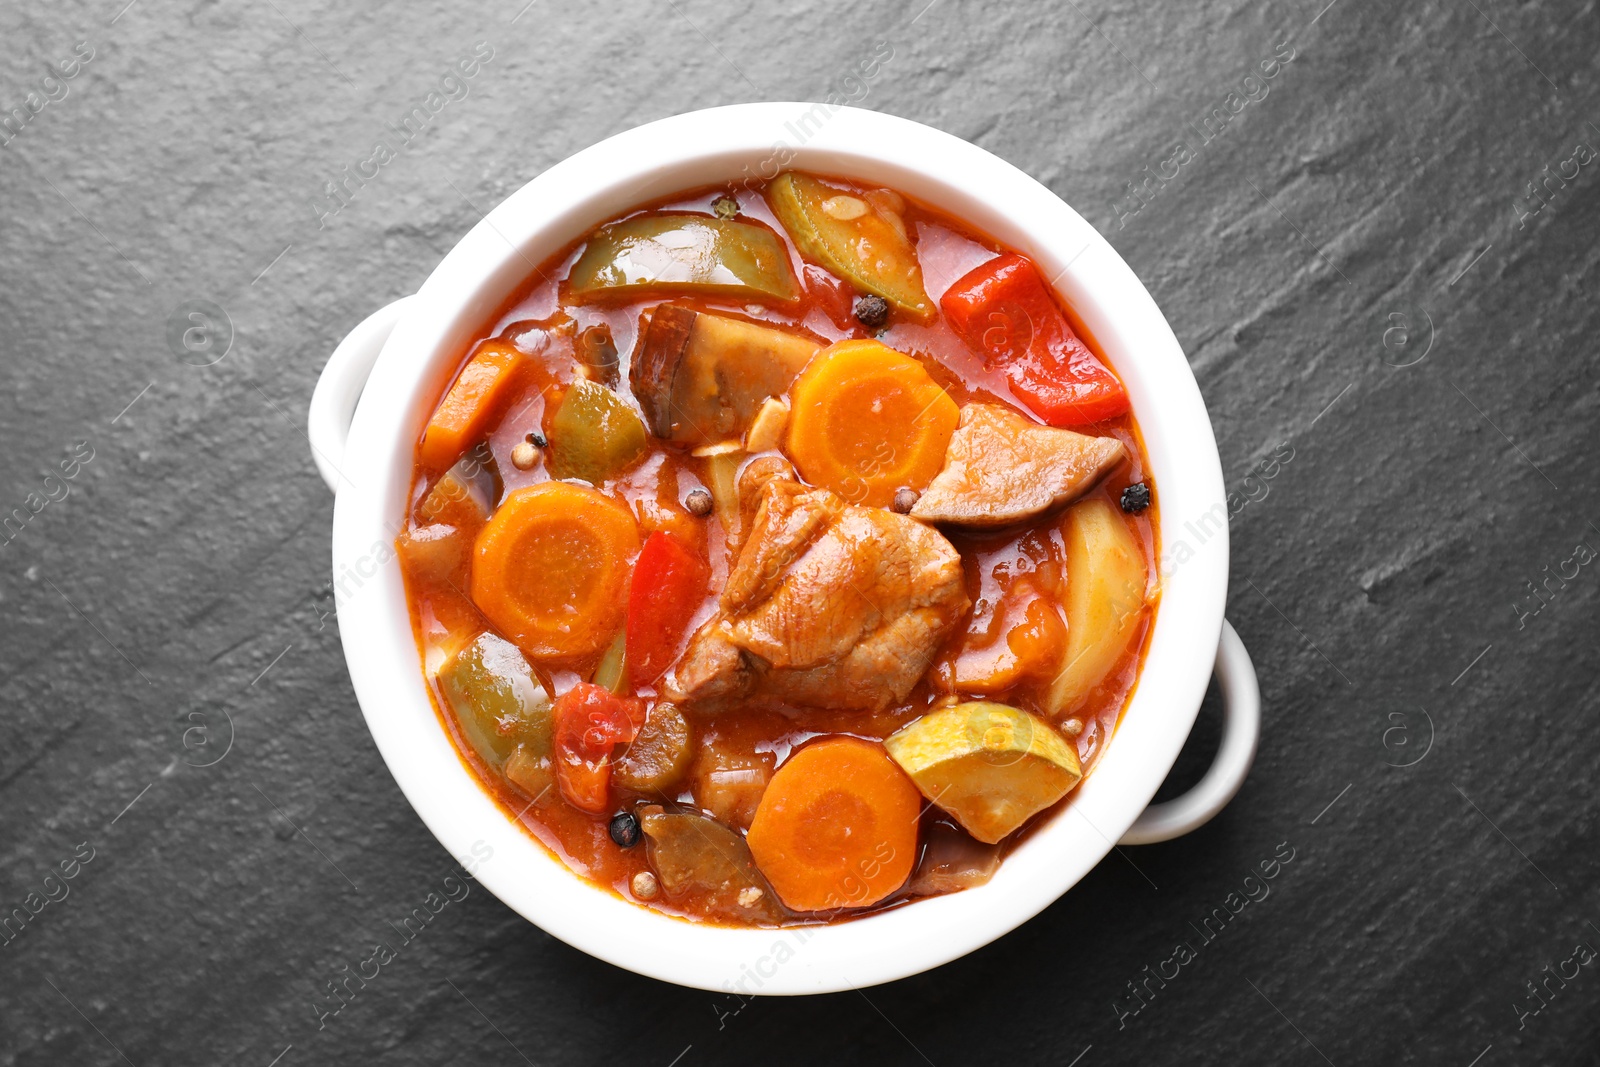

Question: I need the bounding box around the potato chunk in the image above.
[884,702,1081,843]
[1044,498,1150,716]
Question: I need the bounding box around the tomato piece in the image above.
[552,682,642,814]
[626,532,711,686]
[940,253,1129,427]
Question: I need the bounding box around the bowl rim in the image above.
[331,102,1228,995]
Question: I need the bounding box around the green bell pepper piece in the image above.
[567,214,799,304]
[591,629,628,694]
[548,379,648,484]
[437,632,552,769]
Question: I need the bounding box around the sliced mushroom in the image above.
[638,806,788,924]
[574,323,619,387]
[910,403,1128,528]
[906,821,1003,896]
[630,305,694,436]
[630,305,821,445]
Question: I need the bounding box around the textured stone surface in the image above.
[1,0,1597,1063]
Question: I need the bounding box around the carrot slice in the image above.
[785,339,959,509]
[746,736,921,912]
[471,482,640,660]
[420,339,525,471]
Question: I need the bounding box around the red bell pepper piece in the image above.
[940,253,1129,426]
[552,681,642,814]
[626,531,711,686]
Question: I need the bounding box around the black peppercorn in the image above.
[527,431,547,448]
[854,294,890,329]
[892,487,919,514]
[1120,482,1151,513]
[609,810,641,848]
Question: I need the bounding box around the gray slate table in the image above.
[2,0,1597,1063]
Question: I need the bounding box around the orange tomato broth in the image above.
[396,177,1162,925]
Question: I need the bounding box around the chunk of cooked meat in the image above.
[737,455,795,521]
[910,403,1127,528]
[666,474,969,711]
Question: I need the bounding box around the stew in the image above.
[396,172,1159,927]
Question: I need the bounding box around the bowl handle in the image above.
[1119,619,1260,845]
[307,296,414,493]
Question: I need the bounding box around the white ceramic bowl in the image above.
[309,103,1260,995]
